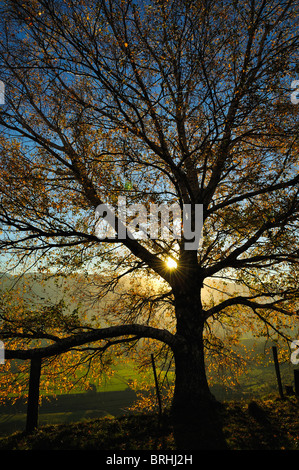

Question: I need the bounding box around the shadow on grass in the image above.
[0,389,137,436]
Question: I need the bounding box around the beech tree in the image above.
[0,0,298,448]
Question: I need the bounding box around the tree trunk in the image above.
[172,335,214,417]
[170,287,227,449]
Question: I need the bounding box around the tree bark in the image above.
[172,335,213,417]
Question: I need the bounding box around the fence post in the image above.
[151,354,162,417]
[26,357,42,434]
[272,346,284,399]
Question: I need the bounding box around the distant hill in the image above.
[0,271,249,312]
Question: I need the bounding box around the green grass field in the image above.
[0,361,142,436]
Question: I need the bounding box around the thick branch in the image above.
[4,324,178,360]
[205,295,296,319]
[207,174,299,216]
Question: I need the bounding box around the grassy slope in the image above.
[0,396,298,450]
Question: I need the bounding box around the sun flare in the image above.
[166,257,178,269]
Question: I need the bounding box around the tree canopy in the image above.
[0,0,298,441]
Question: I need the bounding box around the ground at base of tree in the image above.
[0,396,298,451]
